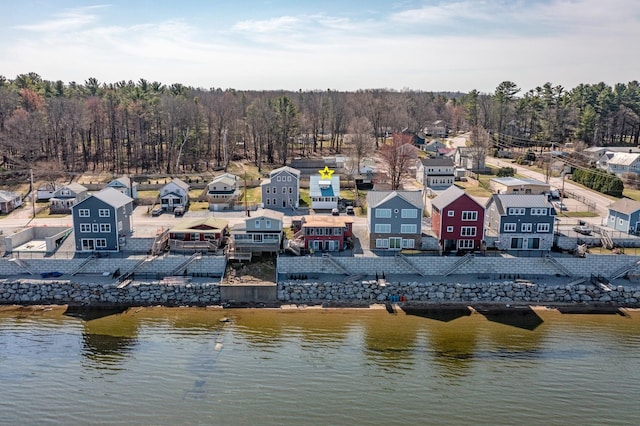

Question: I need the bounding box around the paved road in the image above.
[485,156,613,223]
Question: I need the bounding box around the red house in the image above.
[295,216,354,252]
[430,186,485,252]
[168,217,229,252]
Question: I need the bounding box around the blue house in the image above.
[71,187,134,252]
[607,198,640,234]
[367,190,423,250]
[485,194,556,250]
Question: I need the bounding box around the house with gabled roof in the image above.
[485,194,556,251]
[454,146,487,172]
[50,183,89,214]
[367,190,423,250]
[71,187,133,252]
[229,209,284,258]
[431,186,485,252]
[168,216,229,252]
[416,157,454,189]
[206,173,241,211]
[107,176,138,199]
[607,198,640,234]
[0,190,22,214]
[604,152,640,176]
[261,166,300,209]
[160,178,190,212]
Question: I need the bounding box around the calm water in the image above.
[0,305,639,425]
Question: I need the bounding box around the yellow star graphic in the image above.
[319,166,334,179]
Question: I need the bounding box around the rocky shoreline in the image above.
[1,274,640,308]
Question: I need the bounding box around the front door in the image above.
[389,237,402,250]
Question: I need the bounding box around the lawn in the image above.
[556,211,599,218]
[455,181,492,198]
[299,188,310,207]
[623,188,640,202]
[240,186,262,203]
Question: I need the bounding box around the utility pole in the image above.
[244,171,249,217]
[30,168,35,219]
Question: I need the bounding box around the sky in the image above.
[1,0,639,93]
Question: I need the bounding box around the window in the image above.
[459,240,474,249]
[528,238,540,249]
[282,187,286,194]
[504,223,517,232]
[508,208,526,215]
[447,210,455,217]
[375,224,391,233]
[266,199,270,205]
[462,211,477,221]
[98,209,110,217]
[531,208,547,216]
[255,220,261,228]
[79,209,90,217]
[96,239,107,249]
[401,224,417,234]
[276,176,281,182]
[447,226,454,232]
[289,187,292,194]
[619,219,624,225]
[511,237,523,249]
[401,239,415,249]
[376,238,389,248]
[461,226,476,237]
[537,223,550,232]
[521,223,532,232]
[375,209,391,218]
[80,223,91,233]
[287,176,292,182]
[92,224,99,232]
[100,223,111,233]
[265,220,271,229]
[401,209,417,218]
[266,187,271,194]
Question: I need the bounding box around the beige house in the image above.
[489,177,550,195]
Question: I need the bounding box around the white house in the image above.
[310,167,340,210]
[416,157,455,189]
[107,176,138,199]
[160,178,190,212]
[604,152,640,175]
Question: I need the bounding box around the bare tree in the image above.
[379,133,418,190]
[349,115,373,176]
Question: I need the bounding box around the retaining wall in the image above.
[277,254,640,279]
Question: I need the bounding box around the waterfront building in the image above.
[485,194,556,251]
[261,166,300,209]
[290,216,354,254]
[229,209,284,259]
[366,190,423,250]
[50,183,89,214]
[607,198,640,234]
[431,185,485,252]
[159,178,190,212]
[168,217,228,252]
[71,187,133,252]
[206,173,241,211]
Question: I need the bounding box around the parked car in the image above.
[151,208,163,217]
[331,208,340,216]
[174,206,185,217]
[345,206,355,215]
[555,202,567,211]
[573,225,591,235]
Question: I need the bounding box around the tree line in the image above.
[1,73,639,180]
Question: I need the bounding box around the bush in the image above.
[571,167,624,197]
[497,167,516,177]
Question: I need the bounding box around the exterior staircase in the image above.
[443,253,474,276]
[9,256,34,275]
[322,253,350,275]
[609,260,640,280]
[71,254,95,276]
[543,255,573,277]
[169,252,202,276]
[397,253,426,276]
[599,229,614,250]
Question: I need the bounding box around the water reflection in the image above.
[474,305,544,330]
[362,312,419,371]
[425,319,479,379]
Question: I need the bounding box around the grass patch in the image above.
[556,211,599,218]
[189,201,209,211]
[455,181,492,198]
[240,186,262,203]
[35,208,68,218]
[623,188,640,202]
[299,188,310,207]
[137,190,159,199]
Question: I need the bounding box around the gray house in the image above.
[261,166,300,209]
[607,198,640,234]
[71,187,134,252]
[206,173,241,211]
[229,209,284,258]
[50,183,88,214]
[485,194,556,251]
[367,190,423,250]
[107,176,138,199]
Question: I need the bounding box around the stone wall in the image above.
[0,279,220,306]
[278,279,640,306]
[277,254,640,279]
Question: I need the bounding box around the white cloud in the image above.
[15,5,107,32]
